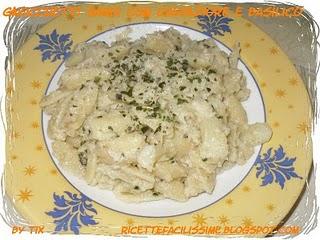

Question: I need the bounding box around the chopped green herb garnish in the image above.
[128,100,138,106]
[154,125,162,133]
[182,59,189,71]
[94,76,101,84]
[208,69,217,74]
[115,93,122,100]
[132,64,139,71]
[177,98,188,105]
[167,72,178,78]
[141,125,151,134]
[142,72,154,83]
[179,86,186,91]
[120,63,128,71]
[166,58,174,67]
[158,81,166,89]
[78,152,88,166]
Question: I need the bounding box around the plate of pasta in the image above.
[41,24,271,217]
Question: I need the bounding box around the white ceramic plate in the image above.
[42,23,265,217]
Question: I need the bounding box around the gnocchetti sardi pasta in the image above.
[40,28,272,202]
